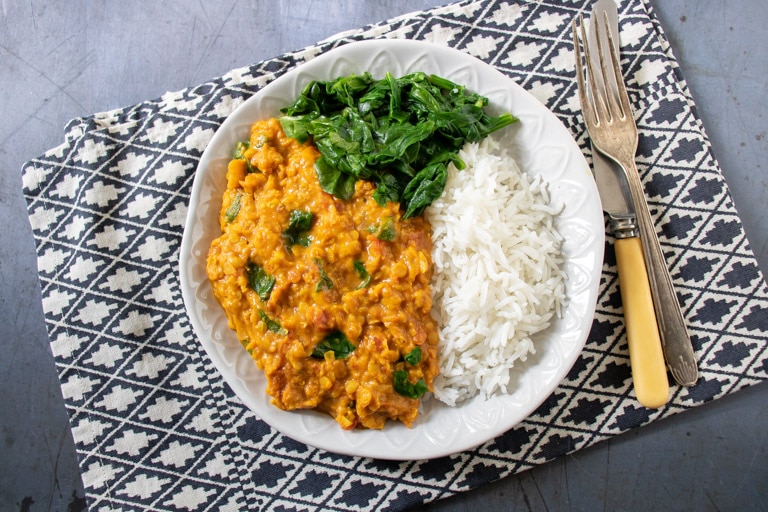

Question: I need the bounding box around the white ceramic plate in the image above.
[179,39,603,460]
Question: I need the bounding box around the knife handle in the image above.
[614,236,670,409]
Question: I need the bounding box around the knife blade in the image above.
[587,1,670,408]
[589,0,699,388]
[589,0,627,218]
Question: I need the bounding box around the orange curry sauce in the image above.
[206,118,439,429]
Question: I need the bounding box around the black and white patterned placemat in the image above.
[22,0,768,510]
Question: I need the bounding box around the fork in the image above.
[572,13,699,387]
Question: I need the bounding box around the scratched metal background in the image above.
[1,1,766,511]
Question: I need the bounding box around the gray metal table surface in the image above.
[1,1,766,511]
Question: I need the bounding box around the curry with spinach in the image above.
[207,118,439,429]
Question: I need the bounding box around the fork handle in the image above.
[624,160,699,387]
[615,236,670,408]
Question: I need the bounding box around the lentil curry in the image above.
[206,118,439,429]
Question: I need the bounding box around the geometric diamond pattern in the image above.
[20,0,768,510]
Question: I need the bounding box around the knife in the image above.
[587,0,669,408]
[592,144,670,408]
[589,0,699,388]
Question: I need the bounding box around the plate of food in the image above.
[179,39,603,459]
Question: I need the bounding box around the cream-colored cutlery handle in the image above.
[615,236,670,408]
[624,160,699,387]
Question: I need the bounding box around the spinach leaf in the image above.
[372,173,404,206]
[328,73,374,107]
[232,140,259,173]
[311,331,356,359]
[314,259,333,292]
[376,216,396,242]
[225,190,242,223]
[259,310,287,335]
[246,262,275,302]
[233,141,250,159]
[283,209,313,248]
[404,347,422,366]
[401,162,447,219]
[393,370,428,399]
[353,260,371,289]
[315,157,356,200]
[280,114,318,144]
[279,72,517,217]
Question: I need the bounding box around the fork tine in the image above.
[575,15,612,127]
[580,16,610,125]
[601,10,632,120]
[593,14,620,122]
[571,18,592,125]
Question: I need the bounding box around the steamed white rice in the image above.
[426,136,566,406]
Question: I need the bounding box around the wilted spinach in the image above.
[393,370,428,399]
[314,259,333,292]
[403,347,422,366]
[232,140,259,173]
[376,216,396,242]
[353,260,371,289]
[279,71,517,218]
[283,209,313,249]
[224,190,242,223]
[311,331,356,359]
[259,310,287,335]
[246,262,275,302]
